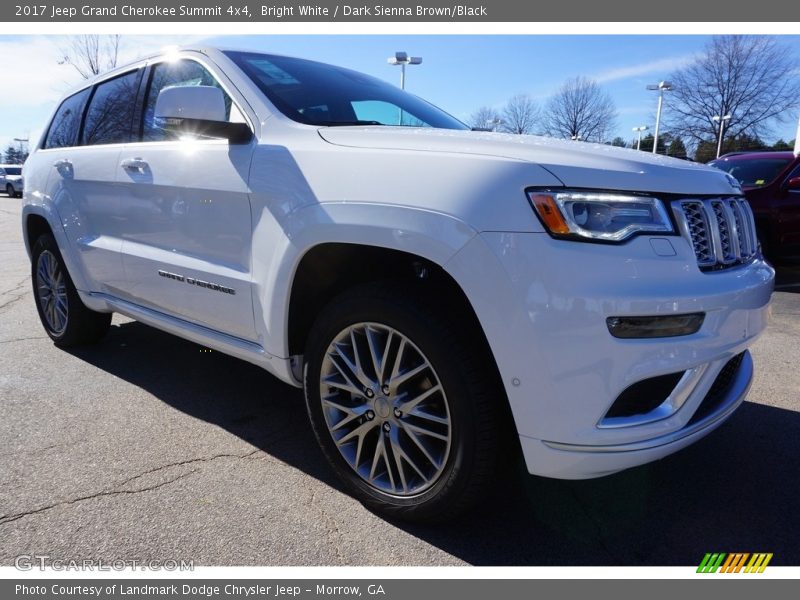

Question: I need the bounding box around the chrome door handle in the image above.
[120,158,148,173]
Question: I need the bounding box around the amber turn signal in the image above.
[529,193,570,234]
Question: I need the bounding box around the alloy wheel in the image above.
[319,323,452,496]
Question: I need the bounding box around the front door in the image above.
[114,58,256,341]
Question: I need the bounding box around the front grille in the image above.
[688,353,745,425]
[673,199,758,271]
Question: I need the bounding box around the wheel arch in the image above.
[22,205,91,292]
[286,242,492,358]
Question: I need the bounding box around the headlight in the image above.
[528,189,674,242]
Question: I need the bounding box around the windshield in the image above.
[709,156,793,187]
[3,167,21,175]
[225,51,468,130]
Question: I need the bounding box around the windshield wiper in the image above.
[312,120,384,127]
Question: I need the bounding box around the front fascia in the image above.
[444,230,774,450]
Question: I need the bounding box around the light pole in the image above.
[632,126,648,151]
[646,81,673,154]
[713,114,732,158]
[794,114,800,156]
[795,115,800,156]
[13,137,29,164]
[387,51,422,90]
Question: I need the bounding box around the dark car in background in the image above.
[709,151,800,261]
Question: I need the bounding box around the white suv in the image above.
[22,47,774,521]
[1,164,23,197]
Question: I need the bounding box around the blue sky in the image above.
[2,34,799,154]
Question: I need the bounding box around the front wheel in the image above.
[5,184,13,197]
[304,282,505,521]
[31,233,112,346]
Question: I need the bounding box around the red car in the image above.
[709,151,800,261]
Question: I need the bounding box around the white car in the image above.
[21,47,774,521]
[1,164,23,197]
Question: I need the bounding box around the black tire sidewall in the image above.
[30,233,111,346]
[31,234,73,343]
[304,285,485,518]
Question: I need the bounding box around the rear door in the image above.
[37,71,141,293]
[113,57,256,341]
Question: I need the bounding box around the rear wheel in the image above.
[304,282,504,521]
[31,233,111,346]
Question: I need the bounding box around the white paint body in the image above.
[22,48,774,479]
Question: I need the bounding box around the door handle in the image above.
[120,158,148,173]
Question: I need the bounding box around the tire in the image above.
[5,184,13,197]
[31,233,112,347]
[304,281,504,522]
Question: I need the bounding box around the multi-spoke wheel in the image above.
[320,323,451,496]
[304,281,504,521]
[31,233,112,346]
[36,250,69,336]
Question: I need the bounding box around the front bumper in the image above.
[445,231,774,479]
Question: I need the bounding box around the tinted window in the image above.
[225,51,467,130]
[709,156,793,187]
[4,167,22,175]
[44,88,91,149]
[142,60,233,142]
[81,70,141,146]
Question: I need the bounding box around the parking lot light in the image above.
[387,51,422,90]
[633,126,649,151]
[713,114,732,159]
[647,81,673,154]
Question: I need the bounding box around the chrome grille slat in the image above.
[720,201,741,259]
[673,198,758,271]
[739,199,758,256]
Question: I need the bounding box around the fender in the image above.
[21,203,94,297]
[250,201,478,361]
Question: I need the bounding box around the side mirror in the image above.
[786,176,800,191]
[154,85,252,144]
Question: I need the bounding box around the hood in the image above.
[318,127,741,197]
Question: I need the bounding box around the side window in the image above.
[142,60,235,142]
[81,70,142,146]
[43,88,91,149]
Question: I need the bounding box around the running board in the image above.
[87,292,298,383]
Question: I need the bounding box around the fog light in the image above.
[606,313,705,338]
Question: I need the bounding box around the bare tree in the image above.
[542,76,617,142]
[58,35,121,79]
[665,36,800,146]
[500,94,539,135]
[469,106,503,131]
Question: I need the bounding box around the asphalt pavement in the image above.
[1,193,799,566]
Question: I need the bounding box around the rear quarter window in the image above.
[44,88,91,149]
